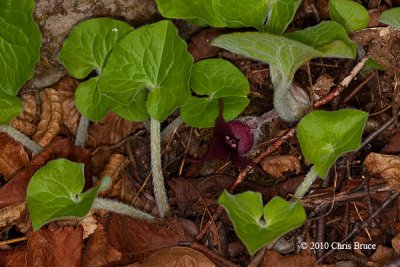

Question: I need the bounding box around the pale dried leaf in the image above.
[55,77,80,135]
[0,202,26,232]
[313,74,335,97]
[364,153,400,191]
[33,88,63,147]
[0,133,29,180]
[261,155,301,178]
[132,247,216,267]
[79,214,99,240]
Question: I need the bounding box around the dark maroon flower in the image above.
[202,100,257,168]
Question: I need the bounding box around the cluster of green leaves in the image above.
[155,0,301,33]
[0,0,41,124]
[27,159,108,231]
[60,19,250,127]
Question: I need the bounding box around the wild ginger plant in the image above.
[59,19,193,218]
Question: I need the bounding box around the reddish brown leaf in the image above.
[108,214,185,262]
[382,132,400,154]
[0,133,29,180]
[129,246,215,267]
[83,227,122,267]
[262,250,333,267]
[2,226,83,267]
[188,28,224,61]
[88,112,143,147]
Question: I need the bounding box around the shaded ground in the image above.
[1,0,400,266]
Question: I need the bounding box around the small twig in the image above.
[343,73,376,103]
[0,125,42,154]
[314,56,368,109]
[318,192,400,263]
[0,236,28,246]
[302,183,391,207]
[75,115,90,147]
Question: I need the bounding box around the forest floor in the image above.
[2,0,400,266]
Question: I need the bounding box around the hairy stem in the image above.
[75,116,90,147]
[294,166,318,199]
[0,124,42,154]
[93,197,154,221]
[150,118,169,217]
[271,67,310,122]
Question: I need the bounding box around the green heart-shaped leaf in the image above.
[99,20,193,122]
[27,159,100,231]
[297,110,368,178]
[0,0,41,96]
[181,59,250,128]
[379,7,400,30]
[59,18,134,121]
[219,190,306,255]
[285,21,356,58]
[329,0,369,32]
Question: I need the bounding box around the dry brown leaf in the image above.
[98,154,128,196]
[312,74,335,97]
[262,250,333,267]
[88,112,143,147]
[369,245,393,265]
[33,88,63,147]
[188,28,224,61]
[131,247,215,267]
[391,233,400,255]
[55,77,80,135]
[10,94,38,136]
[108,214,185,262]
[2,226,83,267]
[10,119,37,136]
[0,133,29,180]
[364,153,400,191]
[261,155,301,179]
[83,227,122,267]
[16,93,37,122]
[0,202,26,232]
[382,132,400,154]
